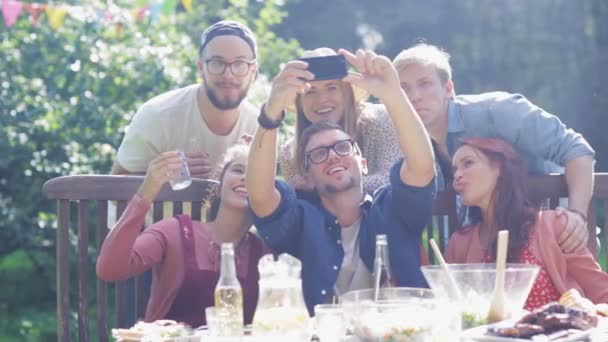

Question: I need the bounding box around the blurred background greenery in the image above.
[0,0,606,340]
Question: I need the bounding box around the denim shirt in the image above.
[253,159,436,315]
[435,92,595,190]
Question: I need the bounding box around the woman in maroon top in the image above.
[97,141,268,328]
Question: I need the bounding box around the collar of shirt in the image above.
[310,193,374,227]
[447,97,465,134]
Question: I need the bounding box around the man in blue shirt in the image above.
[393,43,595,253]
[246,49,436,314]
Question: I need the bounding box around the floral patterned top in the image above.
[483,245,561,311]
[278,103,402,195]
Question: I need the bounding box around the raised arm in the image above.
[247,61,314,217]
[97,152,185,280]
[340,49,434,187]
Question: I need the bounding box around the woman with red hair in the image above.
[445,137,608,310]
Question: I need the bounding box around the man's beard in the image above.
[320,176,356,194]
[204,79,250,110]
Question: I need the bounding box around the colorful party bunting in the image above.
[0,0,189,29]
[2,0,24,27]
[24,3,46,26]
[46,6,67,30]
[181,0,193,13]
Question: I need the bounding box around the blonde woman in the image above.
[278,48,402,195]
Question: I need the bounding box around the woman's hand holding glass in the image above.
[137,151,189,202]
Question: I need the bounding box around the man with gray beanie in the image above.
[112,20,259,179]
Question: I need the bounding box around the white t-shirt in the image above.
[334,220,372,299]
[116,84,259,173]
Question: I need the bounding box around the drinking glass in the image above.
[205,307,220,336]
[314,304,346,341]
[169,150,192,190]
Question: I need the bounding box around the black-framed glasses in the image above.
[204,58,256,77]
[304,139,359,170]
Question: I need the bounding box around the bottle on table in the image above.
[214,243,244,336]
[372,234,394,300]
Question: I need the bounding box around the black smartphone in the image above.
[298,55,348,81]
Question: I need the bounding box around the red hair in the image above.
[457,138,539,262]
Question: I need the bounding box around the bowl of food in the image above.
[340,287,459,341]
[421,263,540,329]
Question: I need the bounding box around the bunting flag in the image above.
[2,0,23,27]
[24,3,45,26]
[181,0,193,13]
[0,0,191,29]
[132,5,150,23]
[45,6,67,30]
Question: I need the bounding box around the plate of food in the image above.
[112,319,200,342]
[461,301,599,342]
[462,323,592,341]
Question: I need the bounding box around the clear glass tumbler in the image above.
[169,150,192,190]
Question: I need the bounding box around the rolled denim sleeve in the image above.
[389,159,436,235]
[488,93,594,165]
[252,180,303,256]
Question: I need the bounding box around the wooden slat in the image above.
[191,201,202,221]
[153,202,163,223]
[115,200,129,328]
[172,201,183,216]
[135,274,145,320]
[43,175,217,201]
[77,201,90,342]
[549,197,560,210]
[595,174,608,193]
[57,200,71,342]
[96,200,109,342]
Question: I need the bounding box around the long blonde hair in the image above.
[293,82,365,175]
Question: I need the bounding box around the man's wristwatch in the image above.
[258,103,285,129]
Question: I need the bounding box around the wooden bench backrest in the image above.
[43,175,217,342]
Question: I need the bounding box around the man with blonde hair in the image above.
[393,43,595,253]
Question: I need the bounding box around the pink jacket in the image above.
[96,194,268,322]
[445,210,608,304]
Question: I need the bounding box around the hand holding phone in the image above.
[298,55,348,81]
